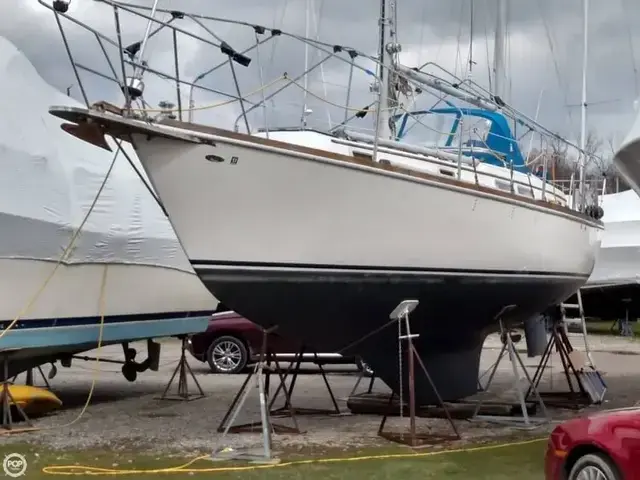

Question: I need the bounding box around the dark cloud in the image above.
[3,0,639,150]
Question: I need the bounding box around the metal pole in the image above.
[113,6,131,112]
[372,0,393,162]
[300,0,311,129]
[493,0,507,103]
[578,0,589,210]
[172,29,182,121]
[131,0,160,79]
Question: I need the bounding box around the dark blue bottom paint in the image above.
[195,265,585,405]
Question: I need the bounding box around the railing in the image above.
[40,0,601,213]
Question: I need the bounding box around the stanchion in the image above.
[377,300,460,447]
[158,335,205,401]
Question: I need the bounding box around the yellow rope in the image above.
[42,436,547,475]
[128,75,287,113]
[286,76,397,113]
[0,142,121,342]
[1,265,108,435]
[0,143,123,434]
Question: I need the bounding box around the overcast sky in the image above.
[3,0,640,157]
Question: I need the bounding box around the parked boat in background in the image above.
[0,35,217,378]
[575,189,640,320]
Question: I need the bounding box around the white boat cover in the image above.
[587,189,640,286]
[613,101,640,197]
[0,35,193,272]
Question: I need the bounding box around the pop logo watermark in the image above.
[2,453,27,477]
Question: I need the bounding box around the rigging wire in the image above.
[416,0,427,66]
[620,0,639,98]
[311,0,333,129]
[483,0,492,93]
[453,0,465,79]
[534,0,575,132]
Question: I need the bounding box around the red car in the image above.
[545,407,640,480]
[187,309,372,375]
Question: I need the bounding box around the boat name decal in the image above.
[205,154,239,165]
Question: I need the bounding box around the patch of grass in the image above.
[586,320,640,337]
[0,439,547,479]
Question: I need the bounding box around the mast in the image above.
[300,0,311,129]
[468,0,474,79]
[493,0,507,104]
[373,0,396,144]
[578,0,589,208]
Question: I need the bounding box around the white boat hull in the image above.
[127,131,600,403]
[133,135,599,276]
[0,259,216,323]
[48,107,603,403]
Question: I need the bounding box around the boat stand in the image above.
[11,365,52,390]
[378,300,460,447]
[216,326,302,435]
[0,354,34,430]
[472,307,548,429]
[158,335,205,401]
[349,369,377,398]
[211,328,283,465]
[610,303,634,337]
[525,319,606,409]
[269,345,342,417]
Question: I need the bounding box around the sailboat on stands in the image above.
[46,0,603,404]
[0,34,217,379]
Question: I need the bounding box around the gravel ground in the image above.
[0,333,639,456]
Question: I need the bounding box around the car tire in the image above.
[568,452,621,480]
[206,335,248,374]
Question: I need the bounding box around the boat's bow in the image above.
[613,108,640,196]
[48,104,203,150]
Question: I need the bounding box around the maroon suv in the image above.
[187,309,371,374]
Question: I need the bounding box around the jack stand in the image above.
[1,355,33,430]
[211,359,281,465]
[269,346,342,417]
[526,318,606,409]
[472,306,548,429]
[11,365,52,390]
[216,326,302,435]
[378,300,460,447]
[158,336,205,401]
[612,305,634,337]
[349,369,377,398]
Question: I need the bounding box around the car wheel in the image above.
[568,452,621,480]
[206,336,248,374]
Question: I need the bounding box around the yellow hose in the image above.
[42,436,547,475]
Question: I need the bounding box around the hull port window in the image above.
[495,179,512,191]
[439,169,454,177]
[517,185,533,197]
[352,151,373,162]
